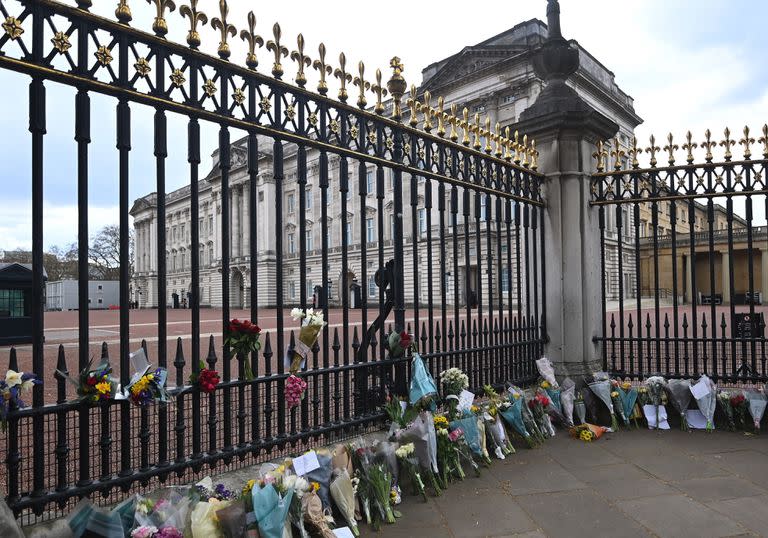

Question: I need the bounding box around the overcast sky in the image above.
[1,0,767,251]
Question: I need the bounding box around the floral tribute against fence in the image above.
[40,338,768,538]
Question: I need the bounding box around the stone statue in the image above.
[546,0,562,40]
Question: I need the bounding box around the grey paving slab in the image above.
[672,476,767,503]
[704,450,768,484]
[516,489,652,538]
[567,462,652,483]
[632,452,729,482]
[592,477,680,501]
[433,489,538,538]
[544,440,623,469]
[493,456,587,496]
[706,494,768,537]
[617,494,748,538]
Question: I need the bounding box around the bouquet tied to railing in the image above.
[224,318,261,381]
[288,308,326,374]
[0,369,40,431]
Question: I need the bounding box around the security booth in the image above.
[313,285,326,310]
[0,263,47,346]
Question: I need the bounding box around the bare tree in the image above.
[88,225,134,280]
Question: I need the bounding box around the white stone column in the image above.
[232,187,240,259]
[243,183,250,259]
[722,251,731,304]
[761,249,768,304]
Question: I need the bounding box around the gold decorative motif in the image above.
[180,0,208,49]
[663,133,678,166]
[494,122,502,158]
[313,44,332,96]
[308,112,318,127]
[386,57,407,122]
[350,126,358,139]
[170,68,185,87]
[202,79,217,97]
[407,85,419,127]
[681,131,696,164]
[521,134,529,167]
[448,104,459,142]
[645,135,660,167]
[134,57,152,77]
[446,155,454,169]
[367,130,377,145]
[404,142,412,156]
[239,12,263,68]
[436,97,446,138]
[715,175,724,187]
[418,147,426,161]
[94,45,113,66]
[51,31,71,54]
[513,130,521,164]
[146,0,176,38]
[371,69,387,115]
[759,124,768,159]
[592,140,607,172]
[628,137,642,169]
[472,113,482,150]
[623,179,632,192]
[115,1,132,24]
[264,23,288,78]
[211,0,237,60]
[460,108,470,146]
[385,136,394,151]
[232,88,245,106]
[469,162,476,175]
[290,34,311,87]
[503,127,513,161]
[677,177,686,189]
[421,91,434,132]
[2,16,23,40]
[720,127,735,161]
[484,117,492,154]
[285,104,296,120]
[352,61,370,109]
[329,119,340,134]
[701,129,716,163]
[739,126,755,160]
[530,140,539,170]
[259,96,271,113]
[334,53,352,103]
[639,178,650,192]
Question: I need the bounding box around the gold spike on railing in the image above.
[386,57,406,122]
[115,0,132,23]
[147,0,175,37]
[513,130,521,164]
[663,133,678,166]
[371,68,387,115]
[645,135,660,167]
[180,0,208,49]
[530,139,539,170]
[211,0,236,60]
[436,96,446,138]
[494,122,502,158]
[628,137,642,169]
[611,137,626,169]
[313,44,332,96]
[421,91,433,133]
[472,113,482,150]
[265,23,288,78]
[484,117,492,154]
[352,61,370,109]
[290,34,311,87]
[759,124,768,159]
[720,127,735,161]
[334,53,352,103]
[449,104,459,142]
[407,85,419,128]
[460,108,470,146]
[701,129,716,163]
[503,127,512,161]
[521,134,530,167]
[592,140,606,172]
[739,126,755,160]
[681,131,697,165]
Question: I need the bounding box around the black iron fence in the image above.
[591,131,768,383]
[0,0,546,523]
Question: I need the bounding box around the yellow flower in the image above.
[5,370,22,388]
[621,381,632,391]
[311,481,320,492]
[470,405,480,414]
[580,430,593,442]
[611,391,619,398]
[276,465,285,474]
[540,380,550,389]
[95,381,111,395]
[512,392,521,400]
[639,386,648,393]
[243,479,256,494]
[433,415,449,429]
[489,406,497,417]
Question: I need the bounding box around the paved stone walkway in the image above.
[360,429,768,538]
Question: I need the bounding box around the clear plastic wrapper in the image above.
[305,448,333,509]
[330,468,359,536]
[690,374,716,431]
[666,379,692,431]
[588,378,618,430]
[560,378,576,427]
[535,357,558,388]
[746,390,767,432]
[252,483,294,538]
[374,441,400,485]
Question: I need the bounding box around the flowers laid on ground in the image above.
[440,367,469,419]
[588,372,619,431]
[0,369,40,430]
[189,361,220,394]
[666,379,692,431]
[747,390,767,433]
[224,318,261,380]
[644,376,667,430]
[730,391,747,430]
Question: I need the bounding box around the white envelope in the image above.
[643,404,670,430]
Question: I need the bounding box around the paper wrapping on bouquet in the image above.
[393,412,438,473]
[666,379,692,419]
[499,398,530,440]
[252,484,294,538]
[330,469,358,535]
[690,375,717,428]
[560,380,576,426]
[190,500,226,538]
[545,386,563,415]
[746,390,767,429]
[67,499,127,538]
[535,357,558,388]
[409,352,438,409]
[618,386,639,424]
[449,416,482,457]
[286,323,323,374]
[374,442,400,485]
[487,416,508,453]
[305,449,334,510]
[215,500,248,538]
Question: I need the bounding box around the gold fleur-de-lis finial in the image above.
[681,131,697,164]
[471,113,482,150]
[333,53,352,102]
[759,124,768,159]
[460,108,471,146]
[530,139,539,170]
[313,43,332,96]
[701,129,716,163]
[503,127,513,161]
[421,91,434,132]
[406,84,419,127]
[180,0,208,49]
[739,126,755,160]
[663,133,678,166]
[386,56,407,122]
[645,135,660,167]
[494,122,502,158]
[611,137,626,169]
[290,34,311,87]
[210,0,236,60]
[146,0,176,37]
[352,61,370,109]
[484,117,492,154]
[370,68,387,115]
[265,23,289,78]
[436,96,446,137]
[720,127,735,161]
[238,12,263,69]
[513,130,521,164]
[115,0,132,23]
[521,134,530,167]
[449,104,459,142]
[592,140,607,172]
[628,137,642,169]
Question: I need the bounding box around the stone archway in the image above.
[231,269,244,309]
[338,270,357,307]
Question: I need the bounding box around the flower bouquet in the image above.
[440,367,469,420]
[433,414,462,485]
[690,374,716,432]
[224,318,261,381]
[588,373,619,431]
[644,376,667,430]
[0,369,40,431]
[409,351,438,409]
[301,487,335,538]
[575,389,587,425]
[666,379,692,431]
[387,329,413,359]
[133,487,192,538]
[450,412,492,465]
[285,374,308,409]
[124,348,170,407]
[569,423,608,442]
[395,442,427,501]
[366,462,396,528]
[616,381,640,428]
[304,448,334,510]
[717,391,735,431]
[499,393,536,448]
[610,389,627,429]
[288,309,326,374]
[730,391,747,430]
[560,378,576,427]
[330,467,360,535]
[528,392,555,438]
[447,426,481,477]
[62,357,119,405]
[67,497,134,538]
[251,482,294,538]
[746,390,767,433]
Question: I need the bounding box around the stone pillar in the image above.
[243,183,250,260]
[721,251,731,304]
[761,249,768,304]
[231,187,239,259]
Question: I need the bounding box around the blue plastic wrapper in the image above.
[499,397,530,440]
[252,484,294,538]
[409,352,438,409]
[450,415,482,456]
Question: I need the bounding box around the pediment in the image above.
[422,47,523,93]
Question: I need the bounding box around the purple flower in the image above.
[156,527,183,538]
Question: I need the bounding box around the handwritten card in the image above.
[457,390,475,412]
[690,379,711,400]
[643,404,670,430]
[292,450,320,476]
[333,528,356,538]
[686,409,711,430]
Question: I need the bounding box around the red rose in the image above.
[250,324,261,335]
[198,368,220,393]
[86,376,97,386]
[399,331,412,350]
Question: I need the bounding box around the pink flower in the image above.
[285,375,308,408]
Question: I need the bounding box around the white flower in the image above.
[284,474,297,491]
[646,376,666,386]
[20,378,35,392]
[291,308,305,321]
[5,370,22,388]
[294,476,309,492]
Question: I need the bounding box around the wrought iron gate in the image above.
[0,0,546,522]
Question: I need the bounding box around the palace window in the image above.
[305,189,312,210]
[287,192,295,213]
[288,233,296,254]
[289,281,296,299]
[208,246,214,266]
[366,218,375,243]
[418,208,427,235]
[480,194,487,221]
[345,222,353,245]
[366,170,374,195]
[501,267,510,293]
[306,280,314,300]
[501,94,515,105]
[305,230,313,251]
[368,276,377,298]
